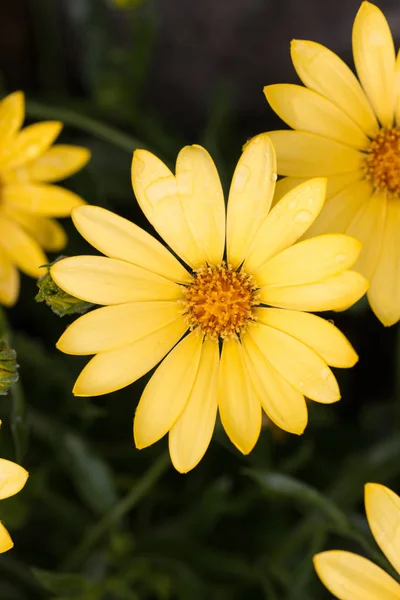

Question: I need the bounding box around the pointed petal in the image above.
[266,130,363,177]
[176,145,225,265]
[2,184,84,217]
[57,301,183,354]
[3,208,66,252]
[72,205,190,284]
[169,339,219,473]
[0,216,47,277]
[244,178,326,274]
[352,2,396,128]
[254,234,361,288]
[0,523,13,554]
[255,308,358,368]
[51,256,184,305]
[305,180,372,238]
[365,483,400,577]
[73,317,187,396]
[0,91,24,148]
[265,84,369,149]
[0,250,20,307]
[134,331,203,449]
[260,270,368,312]
[368,198,400,326]
[0,459,28,500]
[0,122,62,171]
[218,337,262,454]
[346,191,387,280]
[131,149,206,268]
[242,332,307,434]
[4,145,91,183]
[227,134,276,267]
[313,550,400,600]
[290,39,379,137]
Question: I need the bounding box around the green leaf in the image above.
[32,568,90,596]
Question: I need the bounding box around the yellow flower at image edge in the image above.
[264,1,400,326]
[0,458,28,552]
[0,91,90,306]
[314,484,400,599]
[51,134,368,472]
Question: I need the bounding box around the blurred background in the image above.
[0,0,399,598]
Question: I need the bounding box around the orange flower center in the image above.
[364,128,400,196]
[182,264,259,339]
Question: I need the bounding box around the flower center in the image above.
[182,264,259,339]
[364,128,400,196]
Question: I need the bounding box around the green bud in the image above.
[35,258,93,318]
[0,342,18,395]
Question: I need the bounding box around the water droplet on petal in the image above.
[293,210,313,223]
[270,172,278,183]
[335,254,347,264]
[288,200,298,210]
[233,165,250,192]
[320,368,329,380]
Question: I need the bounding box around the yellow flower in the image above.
[314,483,400,599]
[0,91,90,306]
[264,1,400,326]
[51,134,367,472]
[0,458,28,553]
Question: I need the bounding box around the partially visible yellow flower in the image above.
[264,2,400,326]
[0,91,90,306]
[314,483,400,599]
[51,134,367,472]
[0,458,28,553]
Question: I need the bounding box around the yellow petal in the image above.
[72,205,190,284]
[249,323,340,403]
[266,130,363,177]
[265,84,369,150]
[3,208,66,252]
[0,249,20,307]
[176,145,225,265]
[226,134,276,268]
[0,459,28,500]
[305,180,372,238]
[57,301,183,354]
[73,319,187,396]
[0,216,47,278]
[274,172,364,206]
[368,199,400,326]
[242,332,307,434]
[346,191,387,280]
[0,91,24,149]
[352,2,396,128]
[131,149,205,268]
[260,270,368,312]
[365,483,400,577]
[2,183,84,217]
[255,308,358,368]
[244,178,326,274]
[169,339,219,473]
[0,523,13,554]
[290,39,379,137]
[218,337,262,454]
[0,121,62,171]
[51,256,184,305]
[313,550,400,600]
[4,145,91,184]
[134,331,203,449]
[255,234,361,288]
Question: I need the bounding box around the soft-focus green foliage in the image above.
[0,0,399,598]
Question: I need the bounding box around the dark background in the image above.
[0,1,398,599]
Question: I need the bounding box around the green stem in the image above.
[62,452,170,571]
[25,100,147,154]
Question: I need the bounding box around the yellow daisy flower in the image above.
[264,1,400,326]
[0,458,28,553]
[314,483,400,599]
[0,91,90,306]
[51,134,367,472]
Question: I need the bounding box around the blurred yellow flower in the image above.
[0,91,90,307]
[314,483,400,599]
[264,1,400,326]
[51,134,367,472]
[0,458,28,553]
